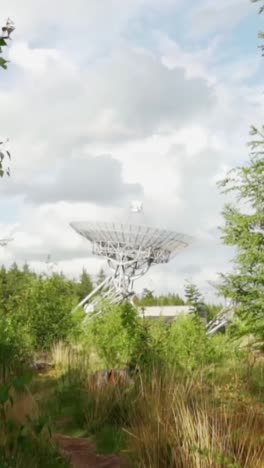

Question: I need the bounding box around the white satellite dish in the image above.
[130,200,143,213]
[70,203,192,316]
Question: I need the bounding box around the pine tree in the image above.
[0,265,7,311]
[4,263,33,314]
[219,126,264,343]
[77,268,93,301]
[219,1,264,344]
[97,267,106,286]
[139,289,156,306]
[184,281,208,321]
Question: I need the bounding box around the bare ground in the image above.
[55,434,127,468]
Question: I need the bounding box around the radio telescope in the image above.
[70,202,191,315]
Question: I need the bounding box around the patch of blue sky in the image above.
[217,14,264,85]
[181,4,261,50]
[248,61,264,85]
[27,22,111,69]
[0,63,19,90]
[0,198,20,224]
[27,21,63,50]
[230,12,263,55]
[122,4,187,51]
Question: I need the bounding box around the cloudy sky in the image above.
[0,0,263,301]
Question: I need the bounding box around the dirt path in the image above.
[55,434,127,468]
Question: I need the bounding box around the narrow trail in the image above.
[55,434,127,468]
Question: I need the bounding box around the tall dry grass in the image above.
[51,341,90,374]
[124,370,264,468]
[48,343,264,467]
[51,341,102,375]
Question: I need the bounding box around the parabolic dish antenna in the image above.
[70,202,192,316]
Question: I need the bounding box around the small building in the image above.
[138,305,192,321]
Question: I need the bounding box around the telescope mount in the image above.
[70,202,191,317]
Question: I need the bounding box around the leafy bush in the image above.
[24,274,79,350]
[0,312,33,383]
[83,303,237,375]
[83,302,168,372]
[83,303,134,368]
[0,265,84,352]
[0,263,36,315]
[166,316,234,372]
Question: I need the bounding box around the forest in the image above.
[0,1,263,467]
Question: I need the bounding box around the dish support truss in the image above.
[72,236,235,334]
[73,241,158,316]
[206,308,234,336]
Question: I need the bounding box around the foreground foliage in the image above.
[220,126,264,347]
[42,336,264,468]
[0,19,14,178]
[0,289,263,467]
[0,374,69,467]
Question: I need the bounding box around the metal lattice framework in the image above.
[206,308,235,335]
[70,203,191,316]
[206,280,235,335]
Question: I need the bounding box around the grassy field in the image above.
[0,306,263,467]
[21,340,263,468]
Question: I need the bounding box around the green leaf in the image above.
[12,372,33,391]
[0,56,8,69]
[31,416,48,435]
[0,385,10,404]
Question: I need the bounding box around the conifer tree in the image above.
[219,127,264,342]
[77,268,93,301]
[97,267,106,285]
[184,281,208,321]
[219,2,264,343]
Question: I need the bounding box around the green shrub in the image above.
[84,303,134,368]
[83,302,169,372]
[166,315,237,373]
[24,274,79,350]
[0,313,33,383]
